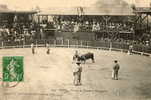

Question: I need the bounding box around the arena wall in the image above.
[0,39,151,57]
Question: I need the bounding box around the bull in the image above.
[77,52,95,63]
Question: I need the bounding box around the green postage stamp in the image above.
[2,56,24,82]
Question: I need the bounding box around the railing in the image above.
[0,39,151,57]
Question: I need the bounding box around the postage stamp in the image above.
[2,56,24,82]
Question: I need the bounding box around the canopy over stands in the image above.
[38,6,134,16]
[133,7,151,15]
[38,0,133,16]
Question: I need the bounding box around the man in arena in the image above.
[46,42,50,54]
[73,50,80,61]
[128,44,133,55]
[112,60,120,80]
[31,43,35,54]
[72,60,82,86]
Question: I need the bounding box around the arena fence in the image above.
[0,39,151,57]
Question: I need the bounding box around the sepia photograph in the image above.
[0,0,151,100]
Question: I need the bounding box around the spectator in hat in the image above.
[112,60,120,80]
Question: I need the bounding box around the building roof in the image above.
[133,7,151,14]
[0,11,37,14]
[0,4,37,14]
[0,4,11,12]
[38,6,134,16]
[38,0,134,16]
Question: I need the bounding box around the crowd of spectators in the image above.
[53,20,134,33]
[0,23,39,43]
[0,16,150,47]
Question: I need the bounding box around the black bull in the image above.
[76,52,95,63]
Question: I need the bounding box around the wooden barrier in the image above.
[1,39,151,57]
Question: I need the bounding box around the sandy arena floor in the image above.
[0,47,151,100]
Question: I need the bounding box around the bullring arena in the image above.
[0,0,151,100]
[0,46,151,100]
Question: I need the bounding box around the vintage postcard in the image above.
[0,0,151,100]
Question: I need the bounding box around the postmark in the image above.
[2,56,24,82]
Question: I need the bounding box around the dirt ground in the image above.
[0,47,151,100]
